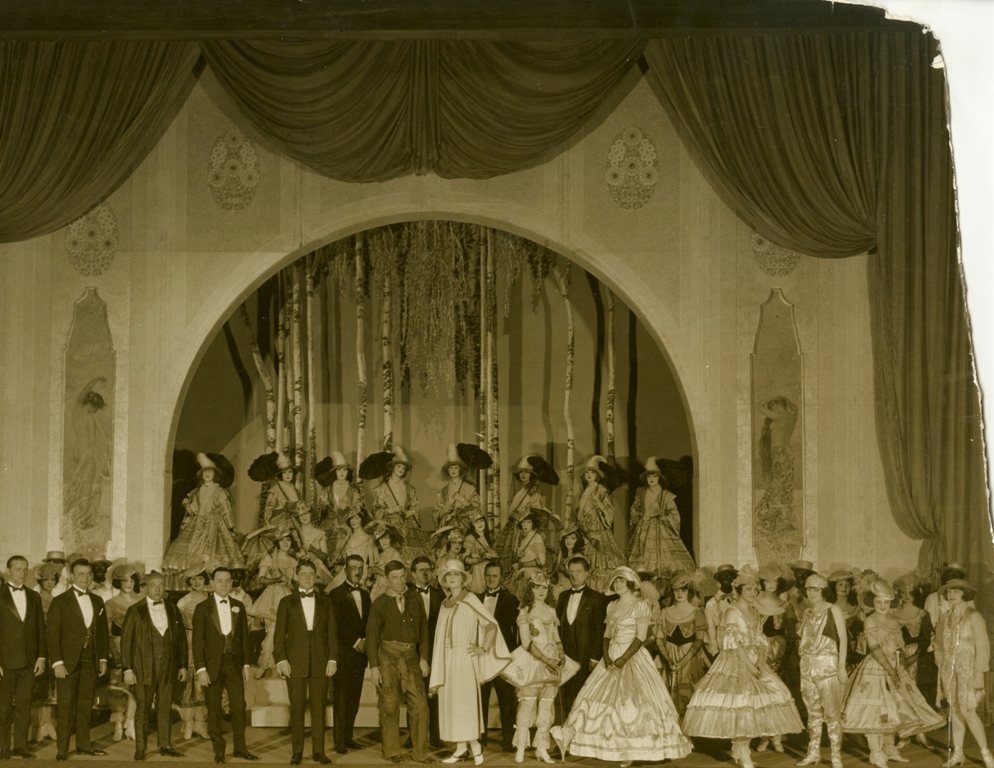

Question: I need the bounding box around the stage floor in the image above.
[20,724,962,767]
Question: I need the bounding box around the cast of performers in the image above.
[683,566,803,768]
[628,457,695,577]
[933,578,994,768]
[552,566,691,766]
[841,579,944,767]
[429,559,511,766]
[273,560,338,765]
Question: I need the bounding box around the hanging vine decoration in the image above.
[486,227,501,536]
[477,231,489,528]
[290,263,306,487]
[305,254,319,499]
[354,232,369,466]
[499,229,555,319]
[552,260,576,522]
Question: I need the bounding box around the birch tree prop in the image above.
[355,233,368,466]
[373,230,395,451]
[485,228,501,535]
[238,303,276,451]
[275,278,288,454]
[305,254,318,498]
[553,261,576,522]
[605,288,617,460]
[478,233,490,528]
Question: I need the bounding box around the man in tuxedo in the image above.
[192,566,258,764]
[0,555,46,759]
[477,561,518,751]
[409,555,444,748]
[121,570,188,760]
[46,558,110,760]
[555,556,605,719]
[327,555,371,755]
[274,560,338,766]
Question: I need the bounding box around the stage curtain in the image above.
[200,39,644,181]
[0,41,201,243]
[645,33,990,577]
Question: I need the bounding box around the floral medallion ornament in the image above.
[207,129,260,211]
[751,232,802,276]
[66,203,118,277]
[605,126,658,209]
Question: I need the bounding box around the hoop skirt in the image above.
[683,603,803,739]
[842,620,944,736]
[555,600,691,762]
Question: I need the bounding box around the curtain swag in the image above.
[644,33,989,577]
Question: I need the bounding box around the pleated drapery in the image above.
[645,34,989,577]
[200,39,645,181]
[0,41,201,242]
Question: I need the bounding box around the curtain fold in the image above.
[645,34,990,576]
[0,41,201,243]
[200,39,645,182]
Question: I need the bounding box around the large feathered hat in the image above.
[514,454,559,485]
[197,452,235,488]
[315,451,353,486]
[248,452,279,482]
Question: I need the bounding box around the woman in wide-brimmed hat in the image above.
[628,456,696,578]
[655,569,708,717]
[162,451,242,579]
[575,455,625,593]
[432,443,485,531]
[551,526,586,600]
[553,566,691,766]
[369,445,432,564]
[368,521,407,600]
[462,510,498,595]
[314,451,364,554]
[262,452,300,525]
[934,578,993,768]
[508,510,549,600]
[429,559,511,765]
[496,455,557,578]
[841,580,944,767]
[683,565,803,768]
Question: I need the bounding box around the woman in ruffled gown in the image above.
[371,447,431,564]
[755,564,793,754]
[932,578,993,768]
[683,566,803,768]
[502,573,569,764]
[575,456,625,593]
[248,530,297,676]
[842,580,944,767]
[162,453,242,585]
[552,566,691,767]
[655,569,708,717]
[891,572,935,748]
[628,457,695,577]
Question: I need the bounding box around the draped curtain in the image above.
[200,39,645,181]
[644,33,990,577]
[0,41,201,242]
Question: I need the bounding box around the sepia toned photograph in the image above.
[1,1,991,766]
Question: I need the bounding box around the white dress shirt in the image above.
[8,583,27,620]
[566,589,583,625]
[147,597,169,635]
[345,582,363,619]
[214,594,233,635]
[300,591,316,630]
[74,588,94,627]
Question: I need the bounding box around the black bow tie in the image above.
[485,590,500,598]
[570,588,585,595]
[152,600,163,606]
[219,598,228,604]
[74,589,87,596]
[346,584,360,592]
[416,586,430,594]
[9,585,24,592]
[300,591,314,598]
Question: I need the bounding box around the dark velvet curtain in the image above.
[644,33,990,577]
[0,41,201,242]
[200,39,645,181]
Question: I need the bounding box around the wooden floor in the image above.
[19,724,964,767]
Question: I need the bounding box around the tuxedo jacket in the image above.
[327,582,371,671]
[476,588,520,651]
[192,594,252,679]
[555,585,605,666]
[46,589,110,673]
[407,584,444,655]
[0,584,46,669]
[121,598,188,685]
[274,591,339,678]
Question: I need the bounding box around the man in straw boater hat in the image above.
[46,557,110,760]
[121,570,188,761]
[42,550,70,597]
[0,554,46,759]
